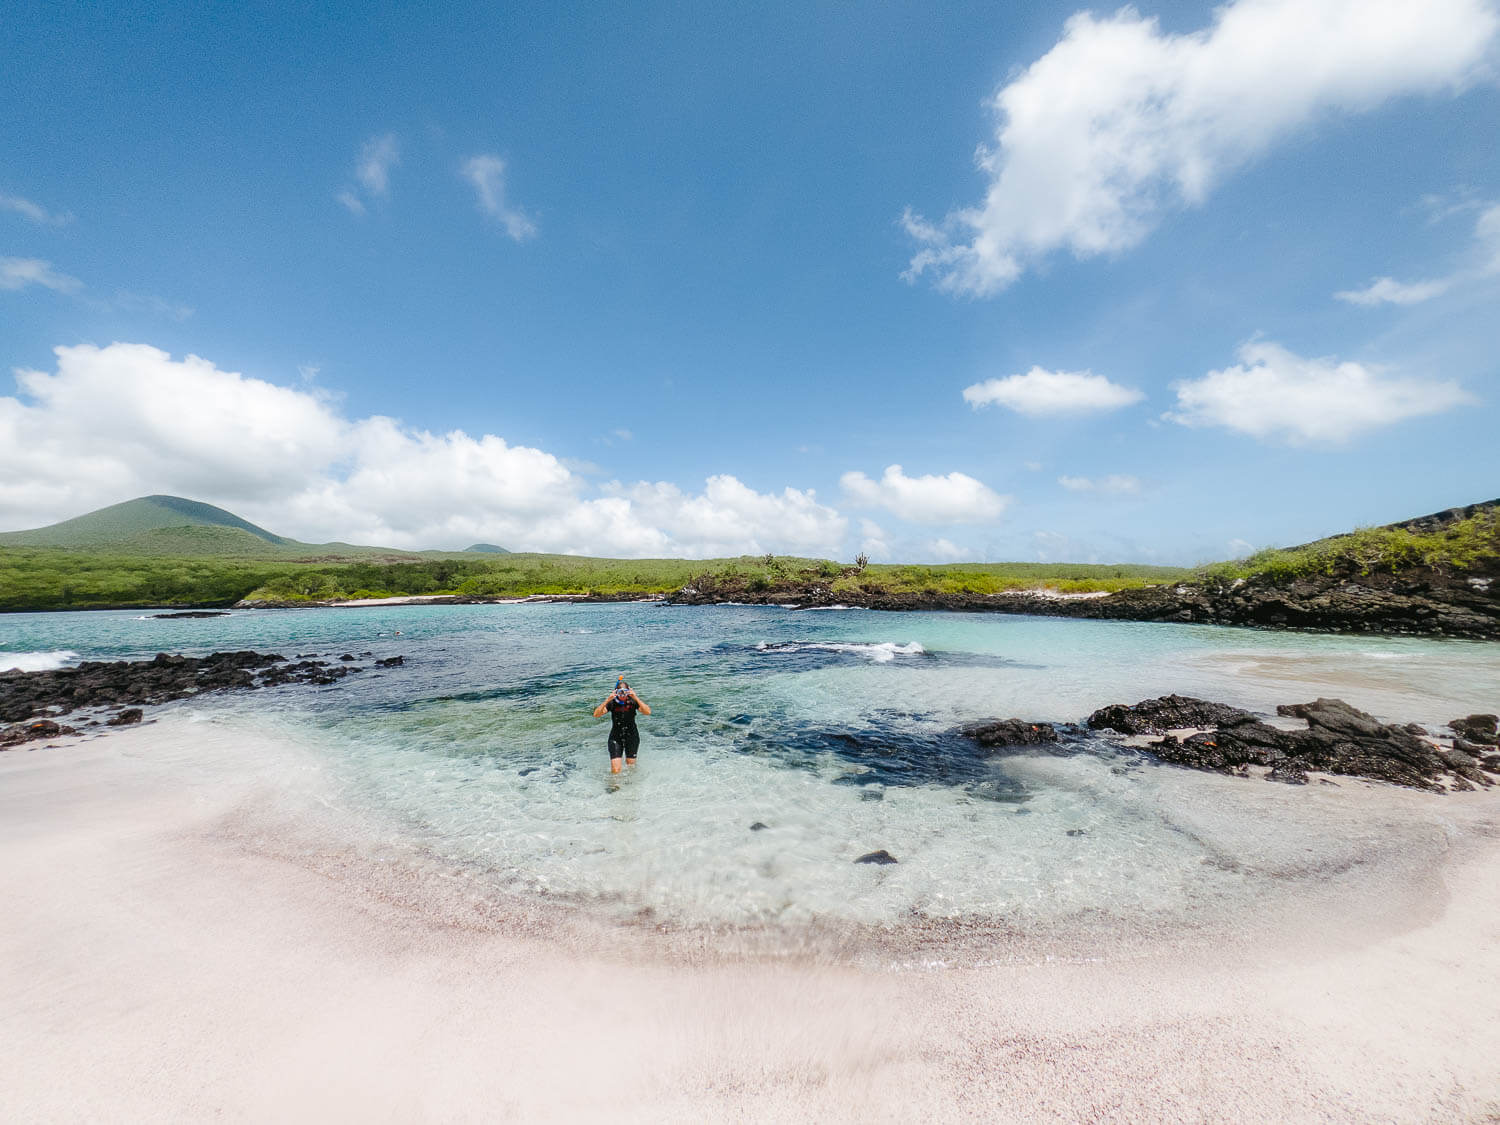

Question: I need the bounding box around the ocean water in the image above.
[4,604,1498,942]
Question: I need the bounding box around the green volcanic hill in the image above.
[0,496,290,551]
[0,495,424,559]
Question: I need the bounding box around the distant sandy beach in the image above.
[4,720,1500,1123]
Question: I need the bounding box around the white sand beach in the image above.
[4,721,1500,1123]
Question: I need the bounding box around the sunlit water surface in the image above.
[5,604,1498,938]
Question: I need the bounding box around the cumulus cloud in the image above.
[963,368,1143,415]
[1336,202,1500,305]
[904,0,1498,295]
[840,464,1009,524]
[858,518,891,561]
[461,155,537,241]
[0,257,82,293]
[1058,474,1140,494]
[0,343,847,556]
[339,133,400,214]
[1165,340,1473,443]
[0,193,73,226]
[923,538,973,562]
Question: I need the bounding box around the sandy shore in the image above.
[4,724,1500,1123]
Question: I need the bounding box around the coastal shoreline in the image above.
[4,719,1500,1121]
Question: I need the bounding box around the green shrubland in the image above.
[0,547,1191,612]
[1200,508,1500,585]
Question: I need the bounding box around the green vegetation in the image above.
[0,495,290,549]
[1200,507,1500,585]
[0,547,1192,612]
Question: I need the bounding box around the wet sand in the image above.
[4,723,1500,1123]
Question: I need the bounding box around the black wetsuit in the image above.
[606,697,641,760]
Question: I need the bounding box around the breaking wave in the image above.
[0,650,79,673]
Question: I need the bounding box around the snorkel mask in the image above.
[613,676,631,704]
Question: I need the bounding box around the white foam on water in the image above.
[0,650,79,673]
[756,640,926,663]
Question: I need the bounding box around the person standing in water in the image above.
[593,675,650,773]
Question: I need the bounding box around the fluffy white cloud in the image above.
[1058,474,1140,494]
[840,464,1009,524]
[0,342,849,557]
[1165,340,1473,443]
[1336,202,1500,304]
[339,133,400,214]
[857,518,891,561]
[0,194,72,226]
[461,155,537,241]
[0,257,82,294]
[923,538,974,562]
[963,368,1143,415]
[905,0,1498,295]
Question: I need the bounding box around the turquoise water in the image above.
[4,604,1497,934]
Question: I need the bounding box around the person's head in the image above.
[613,675,631,703]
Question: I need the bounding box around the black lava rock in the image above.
[1449,714,1499,746]
[963,718,1059,748]
[854,849,898,865]
[1086,695,1253,736]
[106,708,144,726]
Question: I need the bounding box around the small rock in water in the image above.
[1065,828,1087,837]
[963,718,1059,748]
[106,708,144,726]
[339,653,356,662]
[748,821,769,832]
[376,655,405,668]
[854,849,898,865]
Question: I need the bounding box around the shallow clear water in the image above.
[4,604,1497,933]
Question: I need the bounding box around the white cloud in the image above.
[0,342,847,557]
[857,518,891,561]
[840,464,1009,525]
[0,194,73,226]
[338,134,399,215]
[1166,340,1473,443]
[923,538,973,562]
[0,257,82,293]
[1058,474,1140,494]
[461,155,537,241]
[1228,537,1255,557]
[1336,202,1500,304]
[904,0,1498,295]
[1334,276,1452,306]
[963,368,1143,415]
[356,134,400,197]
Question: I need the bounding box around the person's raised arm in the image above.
[593,696,611,718]
[630,691,651,716]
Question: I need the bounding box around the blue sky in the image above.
[3,0,1498,561]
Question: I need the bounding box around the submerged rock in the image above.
[854,849,898,865]
[1,719,78,747]
[106,708,144,726]
[749,821,769,832]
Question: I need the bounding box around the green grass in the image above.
[1199,508,1500,585]
[0,547,1193,612]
